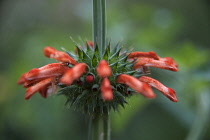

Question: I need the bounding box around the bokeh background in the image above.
[0,0,210,140]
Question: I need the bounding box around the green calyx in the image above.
[58,41,145,115]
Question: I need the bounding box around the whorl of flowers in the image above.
[17,41,178,114]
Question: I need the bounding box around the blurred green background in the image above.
[0,0,210,140]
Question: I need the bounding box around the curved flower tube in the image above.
[116,74,155,98]
[128,51,159,60]
[138,76,178,102]
[133,57,178,71]
[60,63,87,85]
[25,63,69,81]
[44,47,77,65]
[25,78,53,100]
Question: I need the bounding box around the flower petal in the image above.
[43,46,56,57]
[96,60,112,78]
[128,51,159,60]
[133,58,178,71]
[43,47,77,65]
[116,74,155,98]
[59,69,74,85]
[25,63,69,81]
[24,78,45,88]
[159,57,178,68]
[139,76,178,102]
[39,84,57,98]
[60,63,87,85]
[100,78,113,101]
[72,63,87,79]
[38,84,50,98]
[25,78,53,100]
[17,73,27,84]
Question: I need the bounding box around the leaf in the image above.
[120,53,129,62]
[92,84,99,91]
[118,63,127,69]
[85,41,93,56]
[115,91,125,98]
[106,42,111,54]
[103,42,111,60]
[99,101,104,114]
[124,70,137,75]
[67,51,77,60]
[111,41,121,56]
[110,47,122,60]
[57,85,78,95]
[103,47,109,61]
[82,50,92,66]
[69,36,80,46]
[92,54,98,67]
[74,90,89,103]
[126,63,135,68]
[75,45,83,59]
[109,61,118,67]
[94,44,99,56]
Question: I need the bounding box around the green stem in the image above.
[103,112,111,140]
[88,111,110,140]
[90,0,110,139]
[93,0,106,57]
[88,114,101,140]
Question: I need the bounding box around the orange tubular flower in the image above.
[38,83,51,98]
[18,63,70,100]
[139,76,178,102]
[128,51,159,60]
[101,77,113,101]
[44,47,77,65]
[25,63,69,81]
[23,78,46,88]
[17,46,87,100]
[72,63,87,79]
[17,73,27,85]
[59,69,74,86]
[116,74,155,98]
[133,57,178,72]
[159,57,178,68]
[60,63,87,85]
[25,78,53,100]
[96,60,112,78]
[96,60,113,101]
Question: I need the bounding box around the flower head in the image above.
[18,41,178,114]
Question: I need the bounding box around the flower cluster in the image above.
[18,41,178,114]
